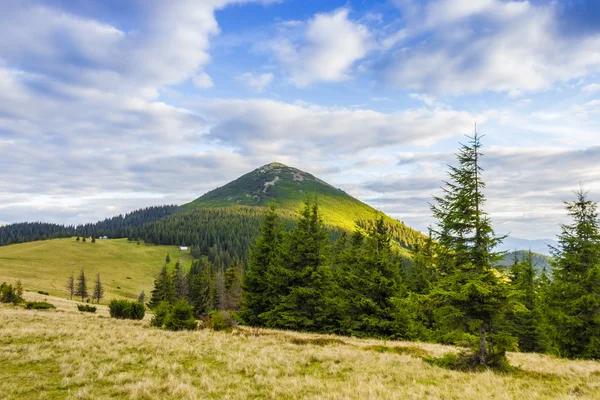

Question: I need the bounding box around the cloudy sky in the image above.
[1,0,600,240]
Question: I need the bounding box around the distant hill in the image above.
[497,250,552,274]
[497,237,557,256]
[0,163,426,267]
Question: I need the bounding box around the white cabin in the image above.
[180,246,188,251]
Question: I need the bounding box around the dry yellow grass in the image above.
[2,293,600,400]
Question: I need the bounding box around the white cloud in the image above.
[270,8,373,87]
[236,72,274,92]
[582,83,600,93]
[381,0,600,95]
[193,72,215,89]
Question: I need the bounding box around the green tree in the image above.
[75,269,88,302]
[92,273,104,304]
[188,257,215,316]
[148,265,174,308]
[165,253,171,264]
[429,133,513,369]
[545,189,600,359]
[173,261,188,300]
[137,290,146,303]
[263,201,335,332]
[240,203,284,325]
[222,264,243,311]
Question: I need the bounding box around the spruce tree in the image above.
[429,133,513,369]
[173,261,188,300]
[75,269,88,302]
[187,257,215,316]
[545,189,600,359]
[165,254,171,264]
[263,201,335,332]
[93,273,104,304]
[222,264,243,311]
[66,273,75,300]
[240,203,284,325]
[148,265,174,308]
[137,290,146,303]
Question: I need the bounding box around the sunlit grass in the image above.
[2,293,599,399]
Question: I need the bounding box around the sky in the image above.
[1,0,600,240]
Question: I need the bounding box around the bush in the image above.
[1,281,24,304]
[109,299,145,320]
[150,301,172,327]
[25,301,56,310]
[163,300,197,331]
[207,310,236,332]
[77,304,97,313]
[129,302,146,320]
[37,291,49,296]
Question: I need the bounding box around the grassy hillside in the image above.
[2,294,600,399]
[497,250,552,273]
[0,238,191,301]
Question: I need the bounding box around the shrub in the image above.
[109,299,145,320]
[0,281,24,304]
[37,291,49,296]
[207,310,236,332]
[129,302,146,320]
[163,300,197,331]
[25,301,56,310]
[150,301,171,327]
[77,304,97,313]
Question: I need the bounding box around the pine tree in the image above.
[173,261,188,300]
[429,133,514,369]
[93,273,104,304]
[66,273,75,300]
[263,201,335,332]
[240,203,284,325]
[148,265,174,308]
[75,269,88,302]
[137,290,146,303]
[187,257,215,316]
[545,189,600,359]
[91,237,96,243]
[82,237,87,243]
[222,264,243,311]
[165,254,171,264]
[506,251,549,353]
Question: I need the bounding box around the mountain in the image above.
[497,237,557,256]
[497,250,552,273]
[1,163,426,268]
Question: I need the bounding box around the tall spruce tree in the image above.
[222,264,243,311]
[93,273,104,304]
[148,265,174,308]
[240,203,284,325]
[66,273,75,300]
[173,261,188,300]
[429,133,513,369]
[336,216,406,337]
[506,251,549,353]
[545,189,600,359]
[187,257,215,316]
[75,269,88,302]
[263,200,335,332]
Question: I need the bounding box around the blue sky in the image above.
[1,0,600,240]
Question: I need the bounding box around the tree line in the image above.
[239,134,600,369]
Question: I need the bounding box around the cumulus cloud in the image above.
[380,0,600,95]
[193,72,215,89]
[236,72,274,92]
[270,8,372,87]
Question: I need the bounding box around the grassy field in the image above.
[2,293,600,399]
[0,238,191,301]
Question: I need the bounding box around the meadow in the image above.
[0,238,190,301]
[1,292,600,400]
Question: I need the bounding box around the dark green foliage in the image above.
[207,310,236,332]
[173,261,188,300]
[165,253,171,264]
[545,189,600,359]
[75,269,88,302]
[91,237,96,243]
[0,281,23,304]
[137,290,145,303]
[82,237,86,242]
[429,133,515,369]
[163,300,197,331]
[25,301,56,310]
[150,301,172,327]
[335,216,408,338]
[109,299,145,320]
[222,264,242,311]
[148,265,174,308]
[505,251,550,353]
[37,291,49,296]
[187,257,216,316]
[262,201,337,332]
[240,203,284,325]
[77,304,97,313]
